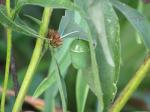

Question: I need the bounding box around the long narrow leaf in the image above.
[111,0,150,50]
[74,0,121,111]
[33,50,71,97]
[44,85,56,112]
[15,0,83,16]
[76,70,89,112]
[23,14,41,26]
[74,1,104,111]
[89,0,120,111]
[0,5,39,37]
[51,47,67,112]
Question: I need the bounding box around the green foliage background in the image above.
[0,0,150,112]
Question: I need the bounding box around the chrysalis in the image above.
[70,39,91,69]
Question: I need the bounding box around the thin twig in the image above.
[10,49,20,97]
[0,87,64,112]
[0,86,44,111]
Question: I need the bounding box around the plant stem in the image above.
[0,0,12,111]
[110,55,150,112]
[6,0,11,16]
[1,29,12,112]
[12,7,52,112]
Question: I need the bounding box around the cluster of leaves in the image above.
[0,0,150,112]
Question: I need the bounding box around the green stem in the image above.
[1,29,12,112]
[110,55,150,112]
[137,0,143,13]
[1,0,12,111]
[6,0,11,16]
[12,7,52,112]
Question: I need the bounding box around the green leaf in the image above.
[51,47,67,112]
[44,85,56,112]
[15,0,82,15]
[75,1,104,111]
[33,47,71,97]
[23,14,41,25]
[0,5,39,37]
[74,0,121,111]
[76,70,89,112]
[43,84,57,112]
[58,11,87,39]
[16,0,76,9]
[90,0,120,110]
[111,0,150,50]
[33,74,56,97]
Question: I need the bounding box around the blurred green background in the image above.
[0,0,150,112]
